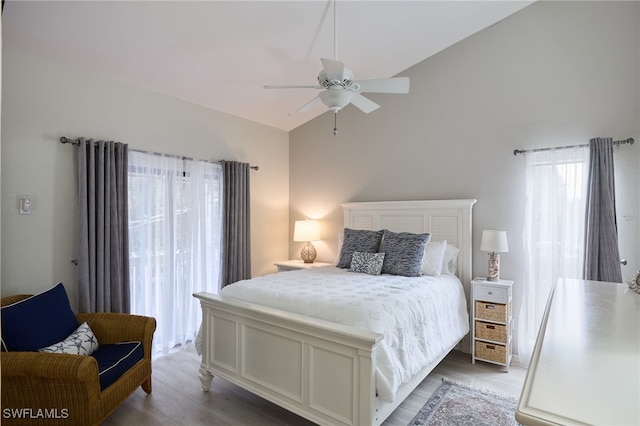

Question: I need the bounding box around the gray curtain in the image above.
[77,138,130,312]
[221,161,251,286]
[583,137,622,283]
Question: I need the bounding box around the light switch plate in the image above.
[19,196,32,215]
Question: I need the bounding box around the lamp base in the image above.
[300,242,317,263]
[487,252,500,281]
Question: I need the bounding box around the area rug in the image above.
[409,378,520,426]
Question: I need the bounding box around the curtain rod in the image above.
[513,138,634,156]
[59,136,259,170]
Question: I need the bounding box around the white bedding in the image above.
[219,266,469,402]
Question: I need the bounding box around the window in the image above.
[518,146,588,364]
[128,151,223,354]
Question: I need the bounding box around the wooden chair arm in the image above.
[1,352,102,424]
[1,351,99,385]
[76,312,156,358]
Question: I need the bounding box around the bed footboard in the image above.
[194,292,384,426]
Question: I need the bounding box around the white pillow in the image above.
[333,232,344,265]
[421,240,447,276]
[442,243,460,275]
[38,322,99,356]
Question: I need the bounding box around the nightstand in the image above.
[274,259,332,272]
[471,277,514,371]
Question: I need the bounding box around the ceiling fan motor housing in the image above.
[318,67,354,89]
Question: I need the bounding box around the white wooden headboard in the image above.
[341,199,477,286]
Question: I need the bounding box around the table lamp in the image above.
[294,219,321,263]
[480,230,509,281]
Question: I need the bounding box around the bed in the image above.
[194,199,476,425]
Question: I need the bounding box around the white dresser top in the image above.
[517,278,640,426]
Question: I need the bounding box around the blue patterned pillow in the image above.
[336,228,384,269]
[350,252,386,275]
[380,230,431,277]
[38,322,99,356]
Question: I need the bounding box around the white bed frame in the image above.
[194,199,476,426]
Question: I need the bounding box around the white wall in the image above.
[1,49,290,309]
[289,1,640,352]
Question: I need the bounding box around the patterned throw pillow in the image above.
[38,322,99,356]
[350,252,386,275]
[380,230,431,277]
[336,228,384,269]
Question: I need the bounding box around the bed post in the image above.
[357,347,377,425]
[199,365,214,391]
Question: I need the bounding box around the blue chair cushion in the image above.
[1,283,78,352]
[93,342,144,391]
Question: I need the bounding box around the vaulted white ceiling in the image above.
[2,1,534,132]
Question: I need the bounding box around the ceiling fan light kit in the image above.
[264,0,410,134]
[319,88,353,113]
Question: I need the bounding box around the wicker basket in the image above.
[475,341,508,364]
[475,301,508,323]
[475,321,507,343]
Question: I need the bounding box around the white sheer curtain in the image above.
[128,151,223,355]
[518,146,589,365]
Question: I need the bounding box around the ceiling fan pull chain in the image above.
[333,112,339,136]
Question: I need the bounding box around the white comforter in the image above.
[219,266,469,402]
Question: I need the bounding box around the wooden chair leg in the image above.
[141,376,152,394]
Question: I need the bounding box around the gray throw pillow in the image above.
[380,230,431,277]
[350,252,386,275]
[336,228,384,269]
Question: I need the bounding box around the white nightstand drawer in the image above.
[475,286,508,303]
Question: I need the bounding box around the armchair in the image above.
[1,288,156,425]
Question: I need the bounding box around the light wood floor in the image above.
[103,346,527,426]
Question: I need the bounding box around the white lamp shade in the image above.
[293,220,321,242]
[480,230,509,253]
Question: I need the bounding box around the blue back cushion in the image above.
[1,283,78,352]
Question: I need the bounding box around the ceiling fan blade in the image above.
[320,58,345,82]
[297,96,323,113]
[352,77,410,94]
[264,85,323,89]
[350,93,380,113]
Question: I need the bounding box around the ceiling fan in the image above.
[264,0,410,135]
